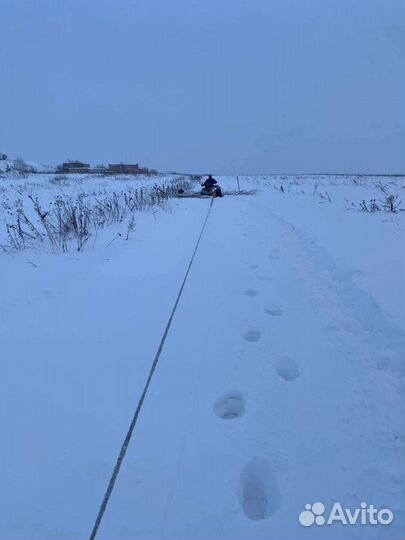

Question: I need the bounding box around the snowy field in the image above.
[1,173,405,540]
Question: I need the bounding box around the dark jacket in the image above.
[203,176,218,189]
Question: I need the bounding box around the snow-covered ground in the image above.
[0,158,54,175]
[1,174,404,540]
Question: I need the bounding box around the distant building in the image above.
[62,161,90,173]
[108,163,142,175]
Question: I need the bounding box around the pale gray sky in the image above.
[0,0,404,174]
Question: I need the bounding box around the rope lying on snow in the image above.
[89,197,214,540]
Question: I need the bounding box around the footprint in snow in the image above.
[268,249,280,260]
[42,289,56,298]
[239,457,282,520]
[249,264,259,270]
[256,275,272,282]
[245,288,259,297]
[264,304,283,316]
[376,356,390,372]
[214,392,245,419]
[376,353,405,378]
[243,329,262,342]
[275,355,300,382]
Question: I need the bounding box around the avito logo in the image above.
[299,501,394,527]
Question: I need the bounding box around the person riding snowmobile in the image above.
[203,175,217,189]
[201,175,223,197]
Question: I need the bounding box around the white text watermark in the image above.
[298,502,394,527]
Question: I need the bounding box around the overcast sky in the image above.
[0,0,404,174]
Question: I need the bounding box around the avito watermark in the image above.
[299,501,394,527]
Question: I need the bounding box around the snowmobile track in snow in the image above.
[89,198,215,540]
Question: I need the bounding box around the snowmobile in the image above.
[176,178,225,199]
[200,183,223,198]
